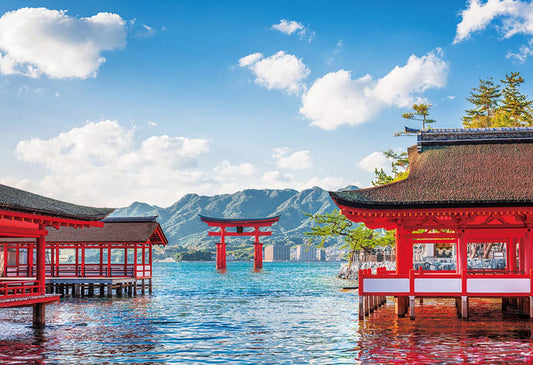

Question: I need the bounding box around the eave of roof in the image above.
[0,184,113,221]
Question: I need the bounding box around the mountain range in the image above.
[111,186,358,249]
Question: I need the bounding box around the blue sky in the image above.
[0,0,532,207]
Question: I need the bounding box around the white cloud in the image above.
[300,49,448,130]
[0,7,126,79]
[272,19,304,35]
[273,147,313,170]
[454,0,533,60]
[214,160,256,177]
[14,120,210,206]
[147,120,158,126]
[357,152,391,172]
[239,51,310,94]
[238,53,263,67]
[271,19,314,42]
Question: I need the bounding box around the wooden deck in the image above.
[0,294,59,308]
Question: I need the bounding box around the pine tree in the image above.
[462,78,501,128]
[498,72,533,127]
[401,103,436,130]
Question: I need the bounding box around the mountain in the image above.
[111,186,357,249]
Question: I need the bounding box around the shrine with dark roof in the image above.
[330,127,533,320]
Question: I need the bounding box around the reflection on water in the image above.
[355,298,533,364]
[0,262,533,364]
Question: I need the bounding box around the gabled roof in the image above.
[0,183,113,221]
[331,128,533,210]
[44,218,167,245]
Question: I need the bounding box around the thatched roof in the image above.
[44,217,167,244]
[0,183,113,220]
[331,128,533,209]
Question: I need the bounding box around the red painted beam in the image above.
[208,231,272,237]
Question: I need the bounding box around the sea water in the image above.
[1,262,533,364]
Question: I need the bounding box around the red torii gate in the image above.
[199,215,280,270]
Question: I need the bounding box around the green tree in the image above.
[305,210,395,267]
[462,77,501,128]
[372,150,409,187]
[401,103,436,130]
[497,72,533,127]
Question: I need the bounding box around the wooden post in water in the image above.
[461,296,468,319]
[359,296,364,320]
[409,296,415,320]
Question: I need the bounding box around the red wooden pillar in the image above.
[36,225,46,295]
[27,242,33,277]
[216,230,226,270]
[456,230,467,274]
[508,238,517,272]
[107,246,111,277]
[395,228,412,275]
[99,246,103,276]
[149,243,152,277]
[520,238,526,273]
[81,245,85,277]
[134,244,138,278]
[124,245,128,276]
[520,233,531,273]
[253,228,262,270]
[142,244,146,276]
[55,244,60,277]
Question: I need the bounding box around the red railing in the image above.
[0,280,40,300]
[360,267,533,297]
[5,263,150,278]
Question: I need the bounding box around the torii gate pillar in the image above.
[254,231,263,270]
[216,234,227,270]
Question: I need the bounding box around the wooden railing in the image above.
[0,280,40,299]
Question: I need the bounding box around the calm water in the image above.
[0,262,533,364]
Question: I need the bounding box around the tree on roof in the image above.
[462,77,501,128]
[462,72,533,128]
[498,72,533,127]
[401,103,436,130]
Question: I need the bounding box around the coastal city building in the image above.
[296,244,317,261]
[317,249,326,261]
[264,244,290,262]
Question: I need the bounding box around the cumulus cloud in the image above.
[357,152,391,172]
[271,19,314,41]
[272,19,304,35]
[300,49,448,130]
[10,121,349,206]
[273,147,313,170]
[0,7,126,78]
[14,120,210,206]
[214,160,257,177]
[239,51,310,94]
[454,0,533,60]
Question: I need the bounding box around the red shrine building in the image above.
[3,216,167,297]
[199,215,280,270]
[330,128,533,320]
[0,183,112,326]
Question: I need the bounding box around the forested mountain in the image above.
[111,186,357,249]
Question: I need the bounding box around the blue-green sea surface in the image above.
[2,262,533,364]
